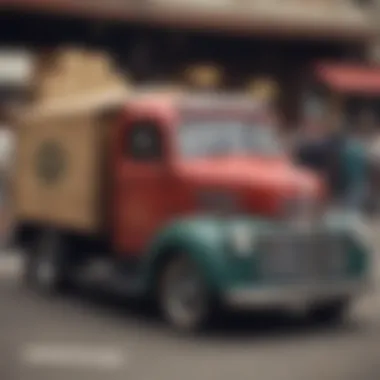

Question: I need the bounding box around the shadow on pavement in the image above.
[52,285,362,343]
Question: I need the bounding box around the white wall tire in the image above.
[158,254,215,333]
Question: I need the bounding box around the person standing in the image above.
[340,126,368,212]
[293,104,332,178]
[317,108,370,213]
[295,107,368,212]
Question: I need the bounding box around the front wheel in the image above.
[158,254,217,333]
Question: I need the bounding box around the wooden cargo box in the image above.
[14,112,107,232]
[13,47,129,233]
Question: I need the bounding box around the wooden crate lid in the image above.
[17,89,129,122]
[21,47,130,121]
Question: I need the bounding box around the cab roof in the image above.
[126,90,269,114]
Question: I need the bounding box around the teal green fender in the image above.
[140,218,227,294]
[137,217,268,295]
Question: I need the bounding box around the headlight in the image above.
[344,212,373,251]
[325,209,372,250]
[227,224,256,258]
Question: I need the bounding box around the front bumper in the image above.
[223,279,370,310]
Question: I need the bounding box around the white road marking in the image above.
[20,343,128,370]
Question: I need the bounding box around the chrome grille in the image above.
[258,231,346,281]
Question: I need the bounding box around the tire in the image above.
[24,229,75,295]
[158,253,217,333]
[307,299,350,326]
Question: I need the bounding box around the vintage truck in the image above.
[12,51,371,332]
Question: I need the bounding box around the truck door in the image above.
[114,119,170,255]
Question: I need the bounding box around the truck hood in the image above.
[176,157,323,215]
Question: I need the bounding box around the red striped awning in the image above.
[315,62,380,95]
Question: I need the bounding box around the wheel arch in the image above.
[143,223,226,298]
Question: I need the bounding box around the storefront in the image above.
[0,0,376,128]
[300,62,380,133]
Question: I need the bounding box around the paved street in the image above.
[0,249,379,380]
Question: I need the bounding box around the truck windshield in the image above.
[178,120,283,158]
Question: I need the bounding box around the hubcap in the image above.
[163,260,206,329]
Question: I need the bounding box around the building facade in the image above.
[0,0,378,125]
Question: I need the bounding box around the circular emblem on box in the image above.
[35,141,66,185]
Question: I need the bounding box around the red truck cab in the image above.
[112,94,323,255]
